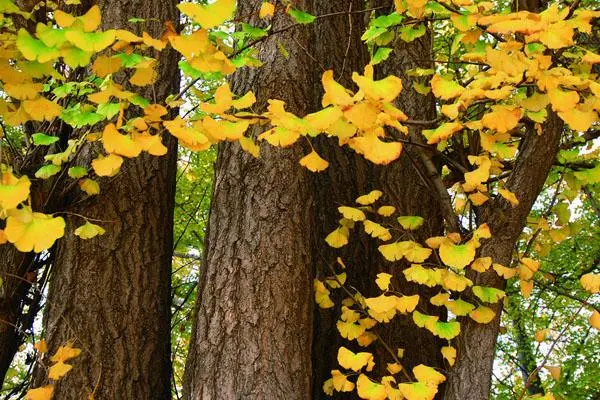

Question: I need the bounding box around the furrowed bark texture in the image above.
[0,248,35,387]
[183,2,315,399]
[444,110,563,400]
[35,1,180,398]
[310,2,445,397]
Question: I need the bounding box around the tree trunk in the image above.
[0,248,36,387]
[182,2,316,399]
[310,2,446,397]
[35,1,180,398]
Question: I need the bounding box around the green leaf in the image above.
[68,166,88,179]
[371,47,393,65]
[35,164,61,179]
[32,133,59,146]
[16,29,60,63]
[371,12,403,28]
[288,9,316,24]
[96,102,121,119]
[399,23,426,42]
[241,23,268,39]
[397,216,424,230]
[61,107,105,128]
[472,286,506,303]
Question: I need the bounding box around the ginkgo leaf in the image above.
[55,5,101,32]
[322,70,355,107]
[0,171,31,210]
[325,226,349,248]
[17,29,60,63]
[397,215,424,230]
[558,108,597,132]
[493,263,517,279]
[65,30,116,52]
[469,305,496,324]
[352,65,403,102]
[178,0,235,29]
[48,362,73,380]
[423,122,463,144]
[377,205,395,216]
[535,328,550,342]
[74,221,106,239]
[363,220,391,241]
[590,310,600,330]
[396,295,419,313]
[399,381,438,400]
[446,299,475,316]
[331,370,355,392]
[32,340,48,355]
[356,190,383,205]
[338,347,374,372]
[431,74,464,100]
[580,273,600,293]
[481,106,522,133]
[472,286,506,303]
[79,179,100,196]
[356,374,387,400]
[92,55,123,77]
[520,280,534,298]
[439,241,476,270]
[5,208,65,253]
[314,280,334,309]
[379,241,432,263]
[50,344,81,363]
[545,366,561,381]
[22,97,62,122]
[300,150,329,172]
[441,270,473,292]
[259,2,275,19]
[365,294,398,314]
[498,188,519,206]
[338,206,366,222]
[92,154,124,177]
[471,257,492,272]
[413,364,446,385]
[375,273,393,291]
[350,135,403,165]
[441,346,456,366]
[102,123,142,158]
[25,385,54,400]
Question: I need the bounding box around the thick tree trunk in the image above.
[34,1,180,398]
[182,2,315,399]
[310,2,446,397]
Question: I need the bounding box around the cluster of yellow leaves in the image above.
[26,342,81,400]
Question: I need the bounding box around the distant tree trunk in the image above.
[310,2,446,397]
[182,1,315,399]
[34,1,180,398]
[510,297,544,395]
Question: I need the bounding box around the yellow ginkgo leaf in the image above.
[493,263,517,279]
[74,221,106,240]
[331,370,355,392]
[356,374,387,400]
[48,362,73,380]
[580,273,600,293]
[130,62,157,86]
[590,310,600,330]
[498,188,519,207]
[399,381,438,400]
[350,135,403,165]
[22,97,62,122]
[50,344,81,363]
[520,280,534,298]
[338,206,366,222]
[558,107,597,132]
[55,5,101,32]
[375,273,393,291]
[34,340,48,353]
[5,208,65,253]
[79,179,100,196]
[535,328,550,342]
[25,385,54,400]
[102,124,142,158]
[397,215,424,230]
[439,241,476,270]
[377,205,395,216]
[431,74,464,100]
[548,88,579,113]
[92,154,123,177]
[314,280,334,309]
[178,0,236,29]
[322,70,355,107]
[299,150,329,172]
[365,294,398,314]
[469,305,496,324]
[132,132,168,156]
[463,155,491,192]
[325,226,349,248]
[379,241,432,263]
[92,55,123,77]
[396,295,419,313]
[545,366,561,381]
[539,21,574,49]
[338,347,374,372]
[471,257,492,272]
[441,270,473,292]
[441,346,456,366]
[423,122,463,144]
[414,364,446,385]
[259,2,275,19]
[363,220,392,241]
[352,65,403,102]
[356,190,383,205]
[0,171,31,210]
[481,106,523,133]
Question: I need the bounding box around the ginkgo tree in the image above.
[0,0,598,399]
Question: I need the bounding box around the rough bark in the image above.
[444,109,563,400]
[0,248,35,387]
[310,2,446,397]
[182,2,315,399]
[34,1,180,398]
